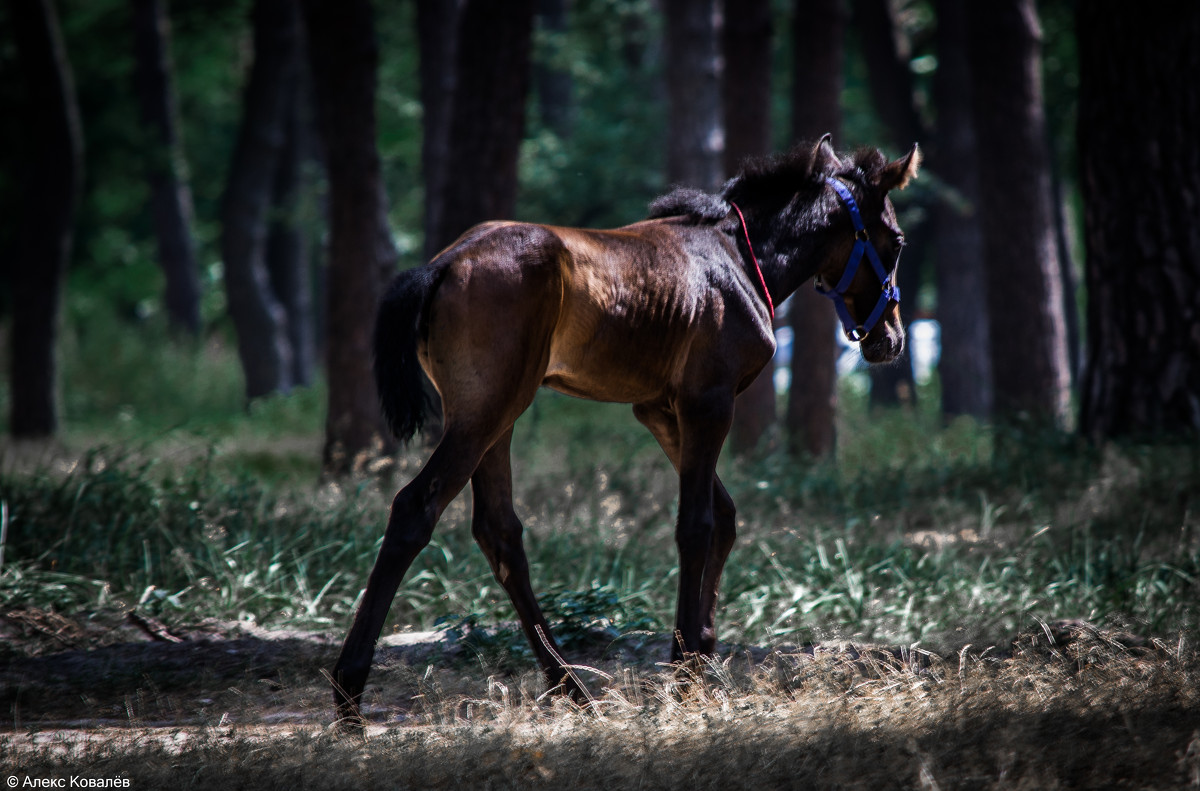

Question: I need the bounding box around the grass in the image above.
[3,425,1198,652]
[2,309,1200,785]
[2,371,1197,653]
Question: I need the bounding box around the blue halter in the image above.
[817,177,901,342]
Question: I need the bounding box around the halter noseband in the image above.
[817,177,900,342]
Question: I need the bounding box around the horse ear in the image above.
[808,133,840,180]
[880,143,922,191]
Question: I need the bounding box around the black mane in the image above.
[647,141,844,223]
[647,187,729,223]
[724,145,825,206]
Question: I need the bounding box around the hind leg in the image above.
[470,428,582,697]
[334,238,565,724]
[332,430,496,725]
[335,286,559,724]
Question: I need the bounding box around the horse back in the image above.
[422,218,774,407]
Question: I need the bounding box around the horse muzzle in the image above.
[859,305,905,364]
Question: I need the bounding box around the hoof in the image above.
[561,676,590,704]
[331,669,367,730]
[333,709,367,733]
[544,670,591,704]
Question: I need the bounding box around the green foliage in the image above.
[0,300,325,455]
[434,581,660,671]
[56,0,251,323]
[4,299,1196,657]
[58,309,239,432]
[543,580,660,643]
[518,0,666,229]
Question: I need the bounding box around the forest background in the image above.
[2,0,1195,457]
[1,1,1199,786]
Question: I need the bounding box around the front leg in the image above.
[670,393,735,661]
[698,477,737,655]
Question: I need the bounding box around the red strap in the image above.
[730,202,774,320]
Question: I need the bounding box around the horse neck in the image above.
[728,188,836,308]
[746,222,829,307]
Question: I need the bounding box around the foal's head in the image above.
[811,138,920,364]
[724,136,920,365]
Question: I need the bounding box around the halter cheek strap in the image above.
[818,177,900,342]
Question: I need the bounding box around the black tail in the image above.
[373,264,447,443]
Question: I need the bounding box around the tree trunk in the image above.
[130,0,201,335]
[851,0,922,145]
[1078,5,1200,439]
[722,0,775,455]
[931,0,990,419]
[786,0,844,459]
[1050,159,1081,388]
[265,44,316,389]
[304,0,397,474]
[415,0,462,262]
[965,0,1071,426]
[7,0,82,438]
[851,0,922,408]
[430,0,536,251]
[221,0,301,400]
[663,0,723,190]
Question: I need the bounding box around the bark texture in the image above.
[664,0,723,190]
[304,0,397,473]
[931,0,990,418]
[416,0,463,261]
[131,0,201,335]
[1077,6,1200,438]
[220,0,302,400]
[966,0,1071,426]
[7,0,83,438]
[265,56,316,389]
[786,0,843,459]
[430,0,535,251]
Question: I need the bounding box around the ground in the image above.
[3,607,1198,790]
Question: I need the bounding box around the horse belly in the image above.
[543,315,688,403]
[542,361,662,403]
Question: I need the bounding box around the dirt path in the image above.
[2,607,679,728]
[0,606,1164,731]
[4,608,1199,790]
